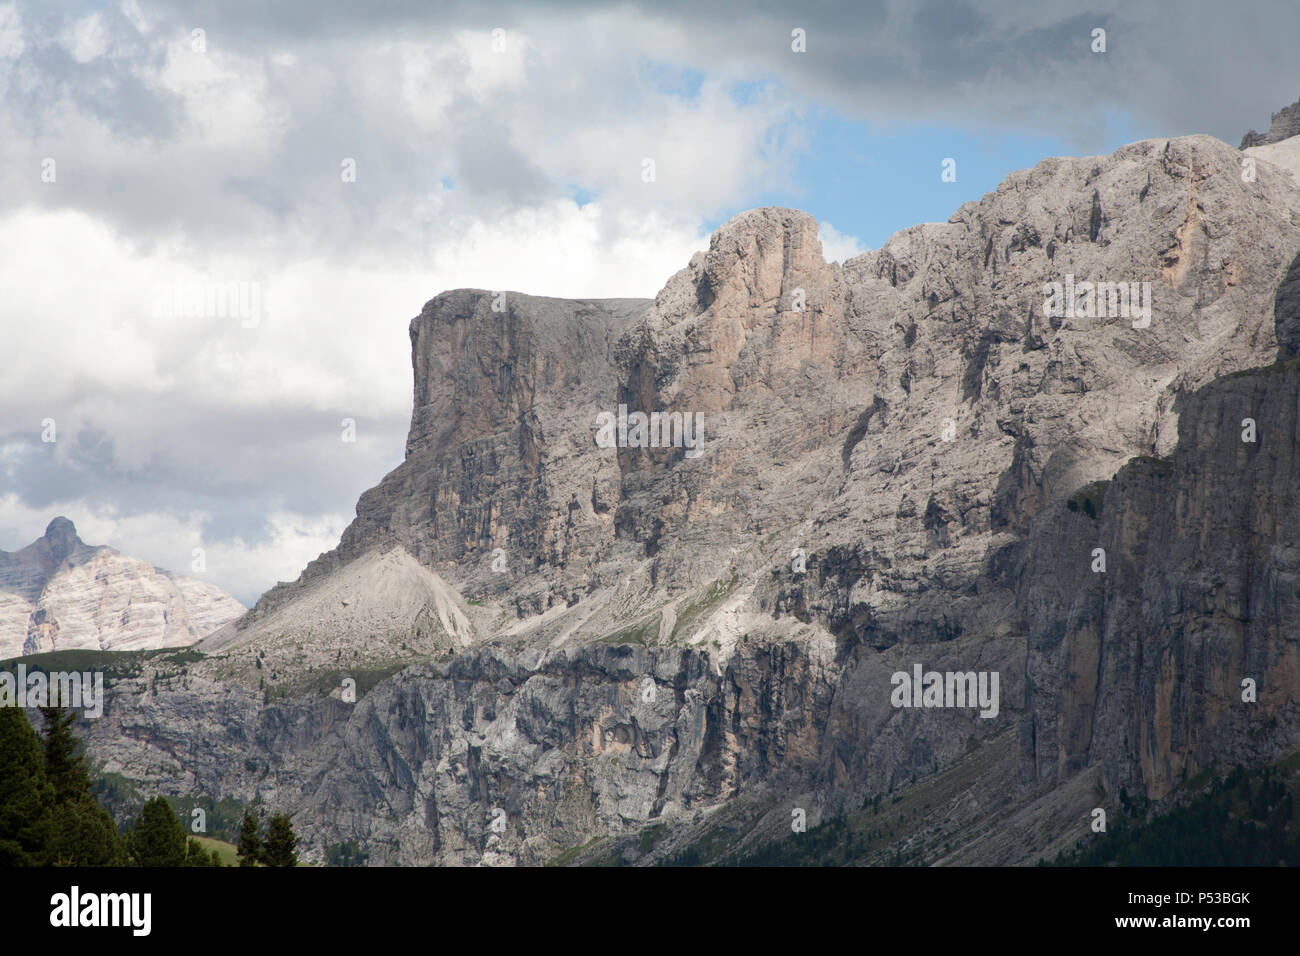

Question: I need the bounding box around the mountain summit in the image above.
[42,516,82,562]
[0,518,245,657]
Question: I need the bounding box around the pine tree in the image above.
[38,706,125,865]
[0,707,53,865]
[129,797,187,866]
[262,813,298,867]
[49,801,126,866]
[38,706,91,804]
[236,811,263,867]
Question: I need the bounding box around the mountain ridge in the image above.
[0,518,244,657]
[81,128,1300,865]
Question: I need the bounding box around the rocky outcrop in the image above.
[1241,95,1300,148]
[86,641,841,865]
[74,131,1300,865]
[0,518,244,657]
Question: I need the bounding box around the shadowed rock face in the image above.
[1273,250,1300,359]
[1019,358,1300,802]
[85,131,1300,866]
[0,518,245,656]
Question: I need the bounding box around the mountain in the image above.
[0,518,245,657]
[78,128,1300,866]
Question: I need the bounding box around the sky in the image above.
[1,0,1298,605]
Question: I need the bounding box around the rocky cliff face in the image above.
[75,131,1300,865]
[1020,355,1300,801]
[0,518,244,657]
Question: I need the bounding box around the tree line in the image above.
[1049,764,1300,866]
[0,704,297,866]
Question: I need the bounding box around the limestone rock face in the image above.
[0,518,244,657]
[83,131,1300,866]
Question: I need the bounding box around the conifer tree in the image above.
[48,800,126,866]
[38,706,91,804]
[236,811,263,867]
[39,706,125,865]
[0,707,53,866]
[262,812,298,867]
[129,796,187,866]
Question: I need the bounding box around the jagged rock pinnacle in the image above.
[1240,95,1300,148]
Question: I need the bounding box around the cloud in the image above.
[125,0,1300,147]
[817,221,866,264]
[0,4,24,60]
[0,4,807,249]
[60,12,109,64]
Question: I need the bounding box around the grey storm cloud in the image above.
[7,0,1297,249]
[131,0,1300,143]
[1,408,409,523]
[452,121,554,204]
